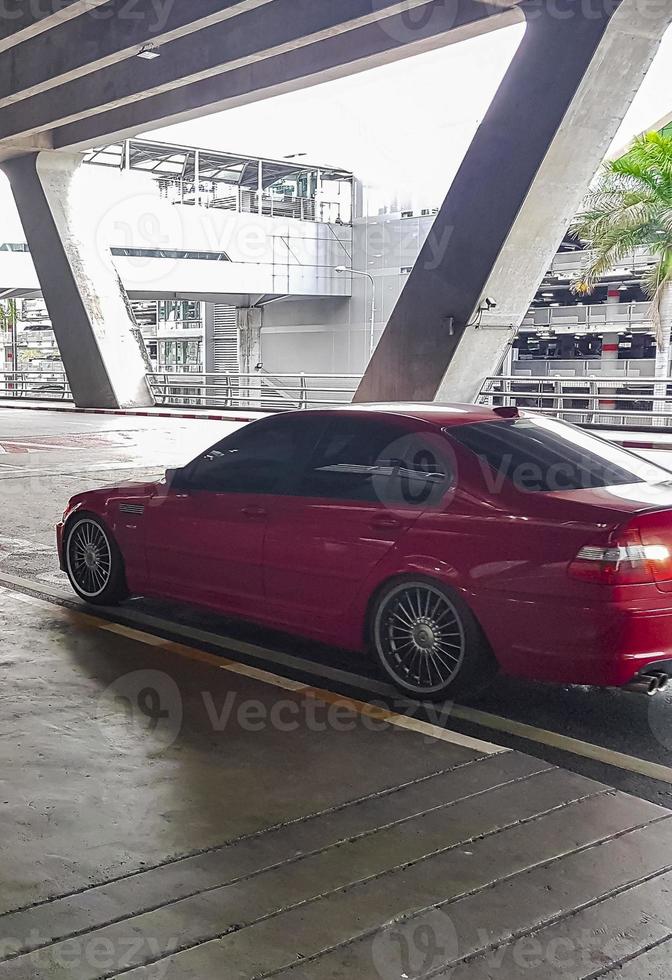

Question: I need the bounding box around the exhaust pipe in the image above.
[622,674,662,697]
[646,672,670,694]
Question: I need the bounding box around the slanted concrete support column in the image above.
[237,306,263,409]
[1,151,154,408]
[355,0,672,404]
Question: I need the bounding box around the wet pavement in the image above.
[2,588,672,979]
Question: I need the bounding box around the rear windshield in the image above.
[449,415,671,493]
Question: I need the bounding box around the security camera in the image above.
[483,297,497,310]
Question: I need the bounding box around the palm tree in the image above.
[571,131,672,380]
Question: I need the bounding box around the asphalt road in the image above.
[3,406,672,810]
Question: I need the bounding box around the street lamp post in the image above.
[335,265,376,357]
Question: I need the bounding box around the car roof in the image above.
[286,402,505,428]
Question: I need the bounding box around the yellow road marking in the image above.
[7,579,672,778]
[450,705,672,785]
[57,604,506,755]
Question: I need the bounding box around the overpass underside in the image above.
[0,0,670,408]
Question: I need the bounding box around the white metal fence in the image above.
[521,302,652,333]
[0,371,71,400]
[157,179,347,224]
[4,368,672,430]
[147,371,361,411]
[478,375,672,428]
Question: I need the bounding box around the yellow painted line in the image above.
[450,705,672,786]
[218,659,309,693]
[97,621,168,647]
[11,581,672,777]
[301,687,507,753]
[56,604,506,755]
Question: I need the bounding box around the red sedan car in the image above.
[57,404,672,700]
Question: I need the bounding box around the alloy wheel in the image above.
[375,582,466,695]
[66,519,113,598]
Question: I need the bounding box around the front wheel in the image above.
[371,578,497,701]
[64,515,127,606]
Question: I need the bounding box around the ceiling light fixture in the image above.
[138,44,161,60]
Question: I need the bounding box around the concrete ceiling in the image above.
[0,0,522,161]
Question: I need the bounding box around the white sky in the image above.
[1,21,671,237]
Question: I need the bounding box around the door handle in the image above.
[241,505,267,520]
[370,515,402,530]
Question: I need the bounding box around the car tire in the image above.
[370,577,497,701]
[64,514,128,606]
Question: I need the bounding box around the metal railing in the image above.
[511,359,655,379]
[0,370,71,401]
[522,302,652,333]
[147,371,361,411]
[157,179,348,224]
[478,375,672,428]
[547,246,656,279]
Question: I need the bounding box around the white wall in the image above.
[260,205,436,374]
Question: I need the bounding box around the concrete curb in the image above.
[0,400,264,424]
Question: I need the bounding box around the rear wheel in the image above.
[64,515,127,606]
[371,578,497,701]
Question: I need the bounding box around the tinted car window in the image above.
[186,416,314,494]
[297,417,452,505]
[449,415,670,492]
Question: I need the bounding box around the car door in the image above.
[263,415,453,636]
[144,414,322,615]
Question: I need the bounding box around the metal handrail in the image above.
[157,178,348,224]
[0,370,71,401]
[522,302,652,332]
[478,375,672,428]
[547,245,656,278]
[147,371,361,411]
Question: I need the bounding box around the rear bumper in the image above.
[475,591,672,688]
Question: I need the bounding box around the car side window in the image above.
[185,417,313,494]
[296,417,452,505]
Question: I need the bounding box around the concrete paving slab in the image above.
[0,751,543,954]
[600,939,672,979]
[0,592,483,914]
[1,588,671,979]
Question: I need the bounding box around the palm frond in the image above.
[571,133,672,301]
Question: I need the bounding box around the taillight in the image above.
[569,527,672,585]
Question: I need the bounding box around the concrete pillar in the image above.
[203,302,216,375]
[355,1,672,404]
[597,286,621,417]
[1,151,154,409]
[237,306,263,409]
[652,282,672,427]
